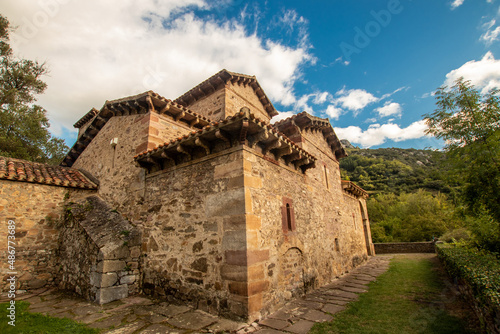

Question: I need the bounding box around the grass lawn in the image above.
[310,254,481,334]
[0,301,98,334]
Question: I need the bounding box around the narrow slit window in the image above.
[324,165,329,189]
[282,198,295,233]
[286,204,292,231]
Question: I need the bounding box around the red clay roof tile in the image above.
[0,156,98,189]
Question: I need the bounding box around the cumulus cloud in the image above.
[375,101,402,118]
[444,51,500,93]
[333,88,379,114]
[2,1,314,139]
[334,120,428,148]
[325,105,343,120]
[451,0,465,9]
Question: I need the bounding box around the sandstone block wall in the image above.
[58,196,141,303]
[125,147,248,318]
[72,112,192,211]
[242,145,371,318]
[0,180,94,292]
[374,242,436,254]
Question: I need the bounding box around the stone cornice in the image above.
[135,108,316,174]
[61,91,212,167]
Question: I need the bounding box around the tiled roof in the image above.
[135,108,316,173]
[61,91,212,167]
[0,156,98,189]
[174,69,279,118]
[341,180,369,199]
[274,111,347,160]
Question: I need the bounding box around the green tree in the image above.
[424,78,500,225]
[0,15,68,164]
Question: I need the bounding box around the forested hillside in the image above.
[339,146,452,195]
[339,143,463,243]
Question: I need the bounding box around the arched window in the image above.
[282,198,295,233]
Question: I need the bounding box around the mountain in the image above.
[339,147,452,196]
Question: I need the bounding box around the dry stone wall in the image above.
[0,180,94,293]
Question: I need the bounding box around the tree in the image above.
[0,15,68,164]
[424,78,500,225]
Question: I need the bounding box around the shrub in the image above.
[436,244,500,330]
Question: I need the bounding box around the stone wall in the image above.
[125,147,247,318]
[374,242,436,254]
[225,84,270,122]
[242,143,371,319]
[183,89,226,121]
[0,180,94,293]
[58,196,141,304]
[72,112,192,211]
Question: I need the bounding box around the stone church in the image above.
[0,69,374,320]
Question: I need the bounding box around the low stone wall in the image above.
[374,242,435,254]
[0,180,95,293]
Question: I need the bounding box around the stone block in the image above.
[95,272,118,288]
[214,160,243,179]
[244,175,262,189]
[96,260,126,273]
[223,215,246,231]
[120,275,136,285]
[222,230,246,250]
[206,189,245,217]
[130,246,140,258]
[246,214,261,230]
[95,284,128,304]
[221,265,246,281]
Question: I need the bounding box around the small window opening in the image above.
[286,203,292,231]
[324,165,329,189]
[335,238,340,252]
[352,213,356,229]
[282,198,295,233]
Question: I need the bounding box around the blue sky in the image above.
[3,0,500,149]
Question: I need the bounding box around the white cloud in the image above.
[2,1,314,138]
[325,105,343,120]
[334,120,428,148]
[333,88,379,113]
[451,0,465,9]
[481,25,500,44]
[375,101,402,118]
[444,51,500,93]
[270,111,295,124]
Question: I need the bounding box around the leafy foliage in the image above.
[367,190,458,242]
[0,15,68,164]
[424,78,500,224]
[437,245,500,321]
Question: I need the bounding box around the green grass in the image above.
[0,301,99,334]
[310,256,475,334]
